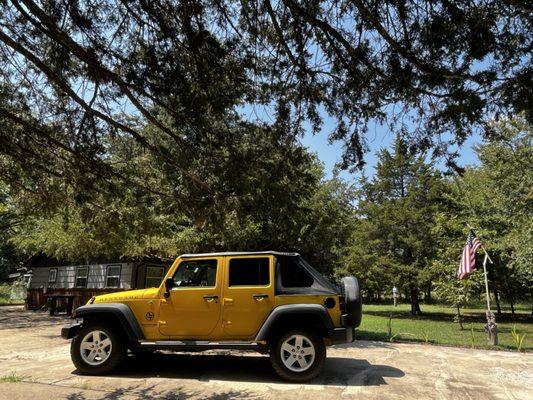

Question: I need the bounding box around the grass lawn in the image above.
[356,303,532,351]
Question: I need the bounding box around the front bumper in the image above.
[328,326,355,344]
[61,323,81,339]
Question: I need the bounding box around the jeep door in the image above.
[221,255,275,338]
[158,257,222,337]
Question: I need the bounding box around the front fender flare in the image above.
[254,304,334,342]
[74,303,144,341]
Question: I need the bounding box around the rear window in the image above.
[229,258,269,286]
[279,256,314,288]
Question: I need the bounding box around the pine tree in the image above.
[341,136,445,314]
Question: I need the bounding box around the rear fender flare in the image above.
[255,304,334,342]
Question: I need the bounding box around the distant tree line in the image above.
[339,116,532,315]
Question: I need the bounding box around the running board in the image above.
[138,340,266,352]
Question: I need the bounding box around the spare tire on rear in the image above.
[340,276,362,328]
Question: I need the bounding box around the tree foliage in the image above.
[339,136,446,314]
[0,0,530,199]
[432,115,532,313]
[6,121,356,275]
[0,183,22,279]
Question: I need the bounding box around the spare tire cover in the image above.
[340,276,362,328]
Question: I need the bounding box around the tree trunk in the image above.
[456,305,464,330]
[410,286,422,315]
[510,299,515,316]
[493,287,502,315]
[424,285,432,302]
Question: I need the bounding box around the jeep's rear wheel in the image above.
[270,330,325,382]
[71,324,126,375]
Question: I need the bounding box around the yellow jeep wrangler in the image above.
[62,252,361,382]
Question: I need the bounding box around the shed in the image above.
[26,254,172,311]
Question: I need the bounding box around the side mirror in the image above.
[164,278,174,298]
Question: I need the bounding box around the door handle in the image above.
[203,295,219,303]
[223,298,234,306]
[253,294,269,300]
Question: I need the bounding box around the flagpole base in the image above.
[485,311,498,346]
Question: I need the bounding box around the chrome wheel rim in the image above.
[80,330,112,366]
[280,334,315,372]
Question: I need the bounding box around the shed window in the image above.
[48,268,57,283]
[145,266,165,288]
[229,258,269,286]
[75,266,88,288]
[105,265,121,288]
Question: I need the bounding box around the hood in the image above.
[92,287,160,303]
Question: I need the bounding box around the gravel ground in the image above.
[0,305,531,400]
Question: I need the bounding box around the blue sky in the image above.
[240,104,482,181]
[300,113,482,181]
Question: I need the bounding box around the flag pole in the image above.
[482,253,491,313]
[466,223,498,345]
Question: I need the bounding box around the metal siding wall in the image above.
[29,263,134,290]
[28,267,50,289]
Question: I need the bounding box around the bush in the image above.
[0,280,25,304]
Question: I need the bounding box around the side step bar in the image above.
[138,340,267,352]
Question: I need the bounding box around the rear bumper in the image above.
[328,326,355,344]
[61,323,81,339]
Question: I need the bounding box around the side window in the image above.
[75,266,88,288]
[173,260,217,288]
[105,265,121,288]
[278,256,314,288]
[229,258,269,286]
[48,268,57,283]
[145,266,165,288]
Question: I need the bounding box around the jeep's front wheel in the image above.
[270,330,326,382]
[71,324,126,375]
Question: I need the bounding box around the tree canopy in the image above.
[0,0,531,198]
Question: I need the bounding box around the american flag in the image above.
[458,230,481,279]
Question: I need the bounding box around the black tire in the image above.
[340,276,362,328]
[270,329,326,382]
[70,324,127,375]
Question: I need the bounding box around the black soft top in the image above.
[275,255,339,295]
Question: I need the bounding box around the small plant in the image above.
[77,380,90,390]
[421,331,430,343]
[389,333,400,342]
[511,325,526,352]
[0,372,26,383]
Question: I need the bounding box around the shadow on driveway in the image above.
[74,351,404,387]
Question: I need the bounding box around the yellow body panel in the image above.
[93,288,162,340]
[275,295,341,327]
[89,254,342,341]
[220,255,275,339]
[158,256,223,338]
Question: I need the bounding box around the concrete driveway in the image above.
[0,306,531,400]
